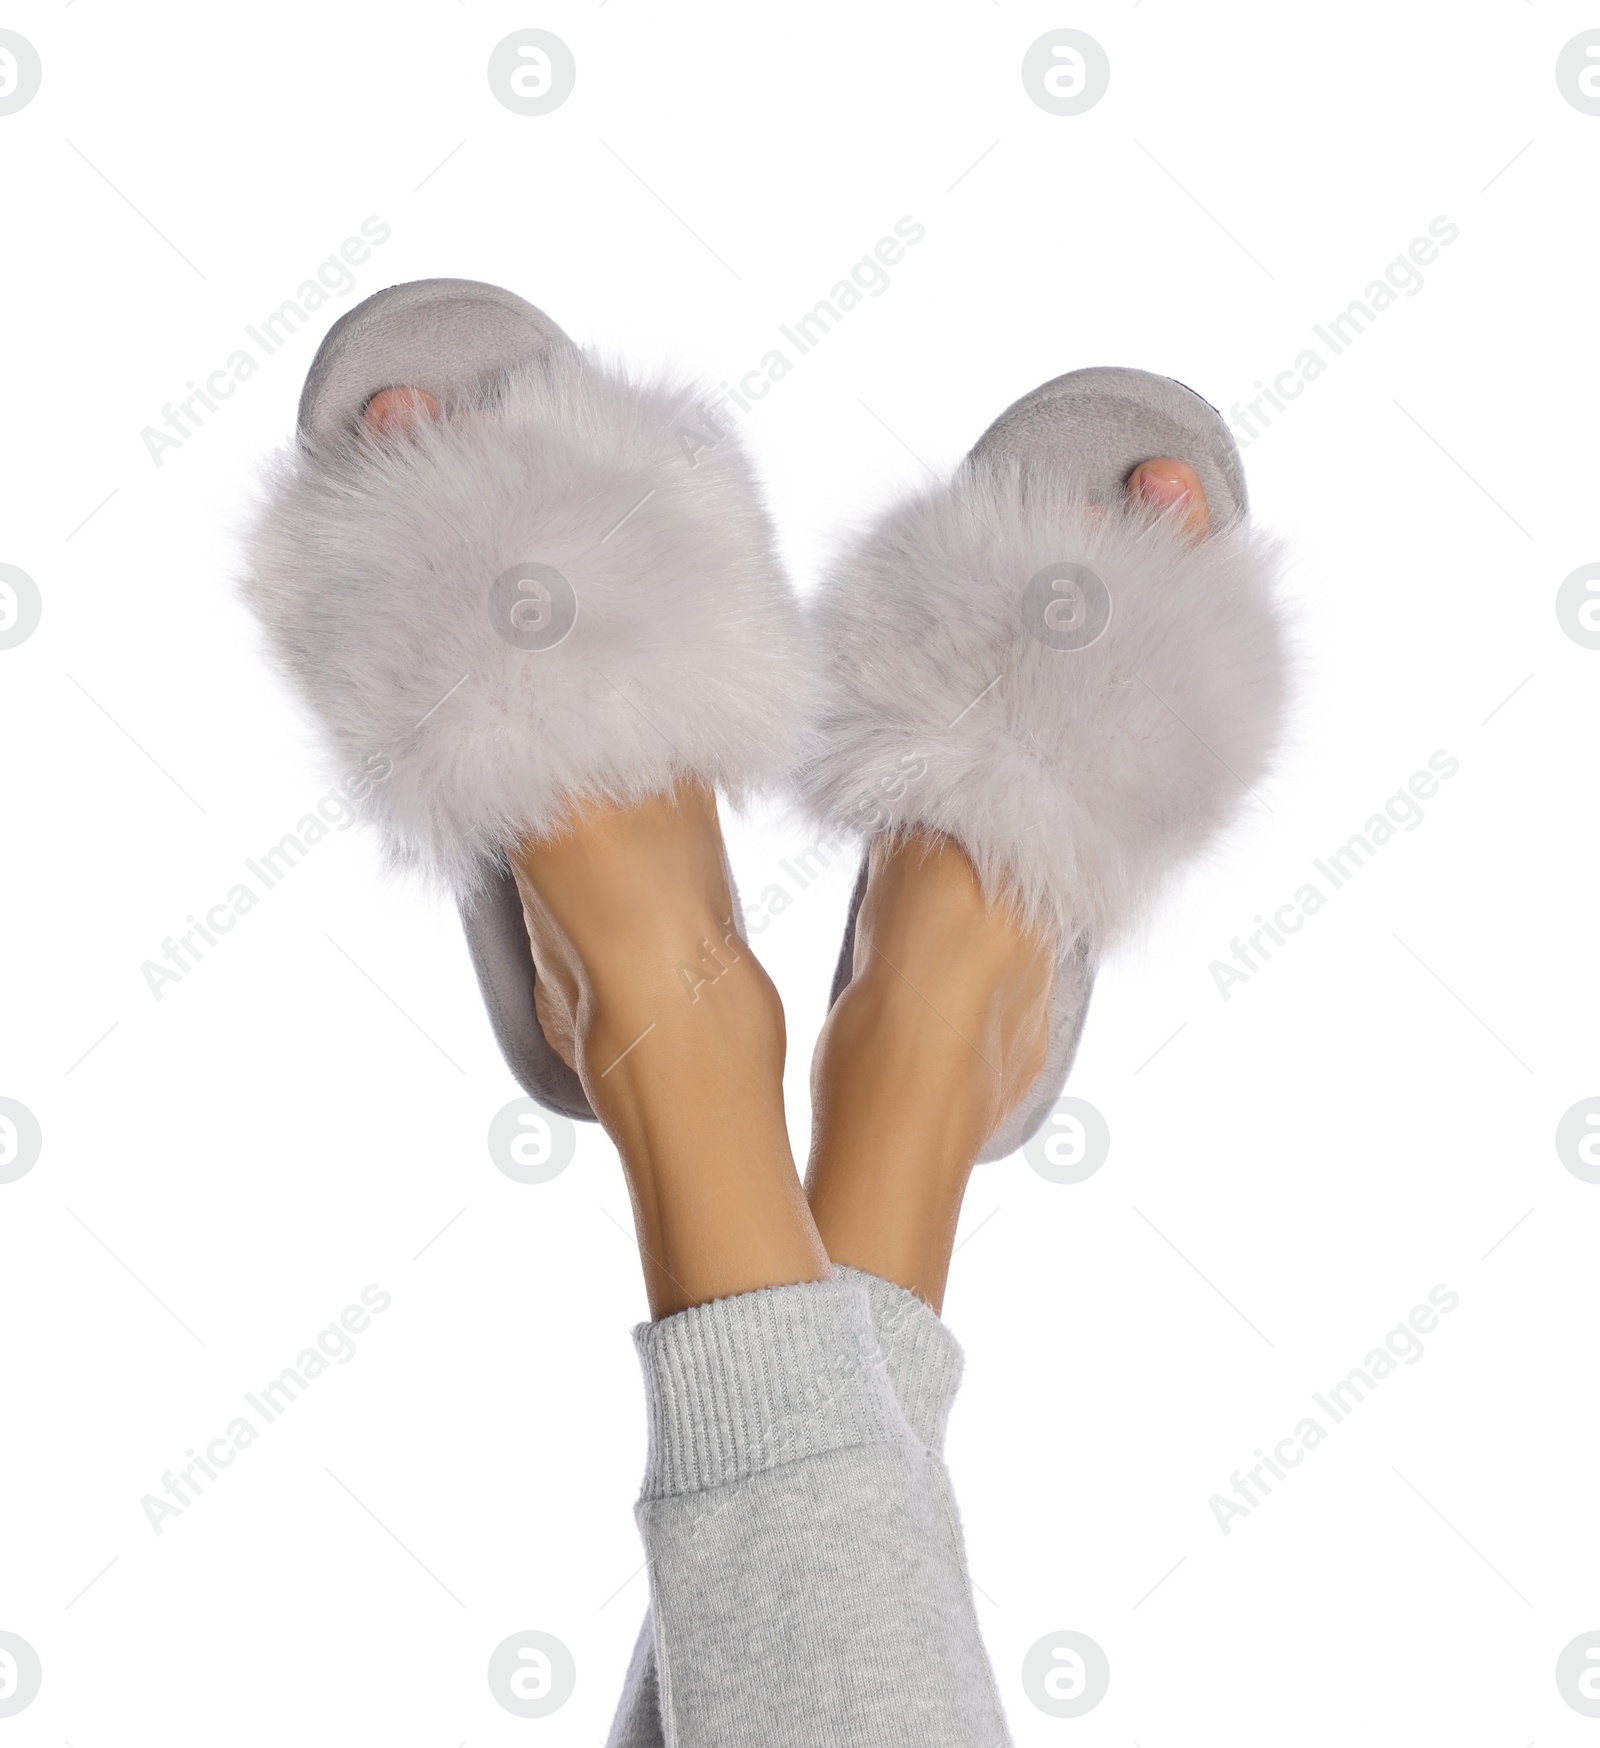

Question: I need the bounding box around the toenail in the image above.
[1133,468,1191,507]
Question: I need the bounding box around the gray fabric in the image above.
[610,1616,668,1748]
[610,1273,1005,1748]
[833,1266,965,1454]
[967,364,1247,526]
[296,276,572,452]
[459,859,591,1121]
[612,1272,1000,1748]
[980,933,1095,1162]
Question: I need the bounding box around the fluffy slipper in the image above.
[799,367,1289,1159]
[241,277,803,1120]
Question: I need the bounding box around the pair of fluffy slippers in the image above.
[243,279,1287,1159]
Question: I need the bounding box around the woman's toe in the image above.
[1127,457,1210,537]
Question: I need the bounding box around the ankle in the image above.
[578,950,825,1317]
[581,938,782,1064]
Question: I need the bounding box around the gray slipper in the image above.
[242,278,804,1120]
[801,367,1289,1160]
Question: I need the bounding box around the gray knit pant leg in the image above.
[834,1265,967,1453]
[608,1275,1007,1748]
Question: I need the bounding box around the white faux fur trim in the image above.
[796,468,1289,946]
[241,348,805,897]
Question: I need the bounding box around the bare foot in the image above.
[805,458,1213,1306]
[804,834,1056,1307]
[508,784,828,1316]
[833,835,1055,1149]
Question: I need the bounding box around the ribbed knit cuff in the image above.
[633,1278,906,1500]
[834,1266,965,1454]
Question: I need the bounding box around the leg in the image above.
[508,787,1009,1746]
[606,457,1217,1744]
[805,833,1054,1310]
[583,829,1045,1747]
[509,781,830,1316]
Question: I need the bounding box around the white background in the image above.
[2,3,1597,1742]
